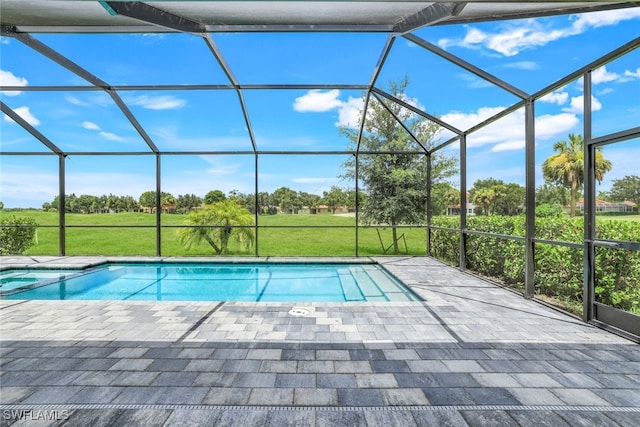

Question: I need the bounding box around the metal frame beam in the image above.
[104,1,206,34]
[403,33,529,100]
[203,34,258,153]
[5,29,160,153]
[531,36,640,102]
[370,93,429,154]
[393,2,460,34]
[371,87,462,136]
[0,101,63,154]
[0,84,370,92]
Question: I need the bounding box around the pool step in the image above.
[338,269,365,302]
[350,269,385,300]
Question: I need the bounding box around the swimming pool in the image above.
[0,269,81,291]
[1,263,420,302]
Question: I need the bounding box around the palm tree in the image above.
[542,134,612,217]
[177,199,255,254]
[472,188,495,216]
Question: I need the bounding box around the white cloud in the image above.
[293,90,343,112]
[624,67,640,79]
[151,126,253,151]
[127,95,186,110]
[504,61,539,70]
[199,156,242,177]
[292,90,365,128]
[82,121,101,130]
[0,70,28,96]
[3,106,40,126]
[81,120,123,141]
[441,106,505,132]
[539,91,569,105]
[99,131,123,141]
[337,96,364,128]
[293,177,333,184]
[563,95,602,114]
[596,87,614,96]
[65,95,91,107]
[440,106,578,152]
[456,73,493,88]
[591,66,620,84]
[570,8,640,31]
[535,113,580,140]
[492,140,527,152]
[0,166,58,208]
[65,93,113,107]
[438,9,640,56]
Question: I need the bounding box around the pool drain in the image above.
[288,308,309,316]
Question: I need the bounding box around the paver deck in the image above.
[1,256,639,426]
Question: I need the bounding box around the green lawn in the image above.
[0,211,427,256]
[2,210,637,257]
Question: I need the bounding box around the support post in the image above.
[156,154,162,257]
[355,153,359,257]
[59,155,66,256]
[426,152,432,256]
[459,135,467,271]
[583,71,596,322]
[255,154,259,257]
[524,99,536,298]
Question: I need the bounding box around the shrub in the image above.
[0,215,38,255]
[430,215,640,314]
[536,203,564,217]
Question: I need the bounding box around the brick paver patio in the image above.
[1,256,639,425]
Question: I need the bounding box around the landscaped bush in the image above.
[0,215,38,255]
[430,215,640,315]
[535,203,564,217]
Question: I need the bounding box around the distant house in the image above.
[301,204,349,215]
[446,192,476,216]
[575,198,637,213]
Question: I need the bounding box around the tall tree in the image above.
[177,199,255,255]
[472,188,495,216]
[322,186,347,214]
[542,134,612,217]
[340,78,457,253]
[469,178,505,216]
[176,194,202,214]
[536,182,570,207]
[204,190,226,205]
[609,175,640,211]
[271,187,300,214]
[160,194,177,214]
[139,191,156,212]
[500,183,526,216]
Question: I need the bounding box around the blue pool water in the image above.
[1,263,420,302]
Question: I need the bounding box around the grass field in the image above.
[0,211,428,256]
[1,210,637,257]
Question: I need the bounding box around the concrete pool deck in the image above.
[0,256,639,426]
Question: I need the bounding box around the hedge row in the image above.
[429,216,640,315]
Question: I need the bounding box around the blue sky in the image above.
[1,8,639,208]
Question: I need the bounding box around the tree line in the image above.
[39,186,361,216]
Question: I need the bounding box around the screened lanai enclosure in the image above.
[1,1,639,339]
